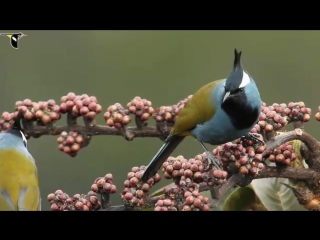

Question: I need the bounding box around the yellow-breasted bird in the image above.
[0,114,41,210]
[140,49,262,183]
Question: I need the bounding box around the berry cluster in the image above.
[213,135,266,176]
[284,102,311,122]
[254,102,288,134]
[121,166,161,209]
[154,185,183,211]
[104,103,131,129]
[127,96,155,121]
[154,198,177,211]
[57,131,86,157]
[154,95,193,123]
[0,99,62,132]
[104,97,155,129]
[48,190,101,211]
[0,111,15,131]
[264,141,297,166]
[250,102,312,135]
[91,173,117,194]
[154,184,209,211]
[60,92,102,119]
[162,154,228,186]
[182,189,210,211]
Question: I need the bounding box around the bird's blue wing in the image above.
[18,187,41,211]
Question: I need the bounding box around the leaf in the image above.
[251,178,307,211]
[222,186,257,211]
[204,187,239,211]
[142,207,155,211]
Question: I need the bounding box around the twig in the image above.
[99,191,111,209]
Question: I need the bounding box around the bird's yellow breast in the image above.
[0,149,39,210]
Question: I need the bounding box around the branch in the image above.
[24,125,170,141]
[254,166,320,181]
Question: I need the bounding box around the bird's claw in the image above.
[242,133,265,146]
[204,151,222,170]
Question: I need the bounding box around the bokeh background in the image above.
[0,30,319,210]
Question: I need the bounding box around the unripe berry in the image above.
[129,177,139,187]
[193,198,202,208]
[240,166,249,174]
[47,193,55,201]
[91,184,98,192]
[186,196,194,204]
[80,106,89,116]
[183,205,191,211]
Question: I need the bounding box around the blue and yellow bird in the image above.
[140,49,262,183]
[0,116,41,211]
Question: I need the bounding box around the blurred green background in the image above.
[0,30,319,210]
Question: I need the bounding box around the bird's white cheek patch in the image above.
[239,71,250,88]
[20,130,27,146]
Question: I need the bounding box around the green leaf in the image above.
[203,187,239,211]
[142,207,155,211]
[223,186,257,211]
[251,178,307,211]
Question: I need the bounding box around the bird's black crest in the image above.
[5,109,28,147]
[5,109,26,140]
[233,49,242,70]
[224,49,245,93]
[11,109,24,132]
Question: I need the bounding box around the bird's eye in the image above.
[239,88,244,92]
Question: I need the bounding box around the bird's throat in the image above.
[221,94,259,130]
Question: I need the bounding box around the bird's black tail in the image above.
[140,135,185,183]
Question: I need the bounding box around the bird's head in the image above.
[223,49,251,103]
[0,110,28,149]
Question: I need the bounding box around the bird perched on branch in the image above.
[140,49,262,184]
[0,112,41,210]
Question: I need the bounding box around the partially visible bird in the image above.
[140,49,262,183]
[0,113,41,210]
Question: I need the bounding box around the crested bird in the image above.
[0,113,41,210]
[140,49,262,183]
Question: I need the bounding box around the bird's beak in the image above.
[223,91,230,102]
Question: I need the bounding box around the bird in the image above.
[0,112,41,210]
[140,49,262,184]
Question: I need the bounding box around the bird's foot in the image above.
[241,133,265,146]
[204,151,222,170]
